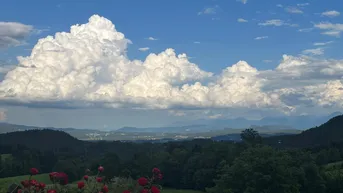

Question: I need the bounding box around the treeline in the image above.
[2,122,343,192]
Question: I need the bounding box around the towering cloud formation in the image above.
[1,15,343,114]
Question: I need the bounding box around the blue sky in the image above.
[0,0,343,129]
[3,0,342,71]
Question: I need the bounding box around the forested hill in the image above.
[265,115,343,148]
[0,128,160,161]
[0,129,84,150]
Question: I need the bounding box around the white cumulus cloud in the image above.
[3,15,343,114]
[0,17,286,111]
[0,22,33,48]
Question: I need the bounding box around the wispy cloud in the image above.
[198,5,219,15]
[314,22,343,37]
[276,4,283,8]
[194,41,201,44]
[146,37,158,41]
[258,19,297,27]
[321,10,340,18]
[263,60,273,63]
[259,19,285,26]
[285,7,304,14]
[322,31,341,37]
[208,114,222,119]
[168,110,186,117]
[33,27,50,35]
[138,47,150,52]
[237,0,248,4]
[255,36,268,40]
[237,18,248,23]
[313,41,333,46]
[302,48,325,56]
[298,28,313,32]
[297,3,310,7]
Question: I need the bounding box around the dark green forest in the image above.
[2,116,343,193]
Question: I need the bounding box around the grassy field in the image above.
[0,154,13,161]
[0,173,50,192]
[0,173,203,193]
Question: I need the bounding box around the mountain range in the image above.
[0,112,341,141]
[169,111,343,130]
[2,114,343,149]
[115,112,342,133]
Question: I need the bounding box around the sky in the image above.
[0,0,343,129]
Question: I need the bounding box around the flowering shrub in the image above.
[11,166,163,193]
[134,168,163,193]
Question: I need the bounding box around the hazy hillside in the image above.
[265,115,343,148]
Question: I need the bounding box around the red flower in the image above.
[77,181,85,189]
[29,179,38,186]
[35,187,40,192]
[137,177,148,186]
[17,189,22,193]
[123,190,131,193]
[151,186,160,193]
[96,177,102,183]
[84,175,89,181]
[157,173,163,180]
[98,166,104,172]
[141,189,149,193]
[21,180,30,188]
[47,190,57,193]
[152,168,161,174]
[39,183,46,189]
[30,168,39,175]
[102,185,109,193]
[49,172,59,181]
[56,172,68,185]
